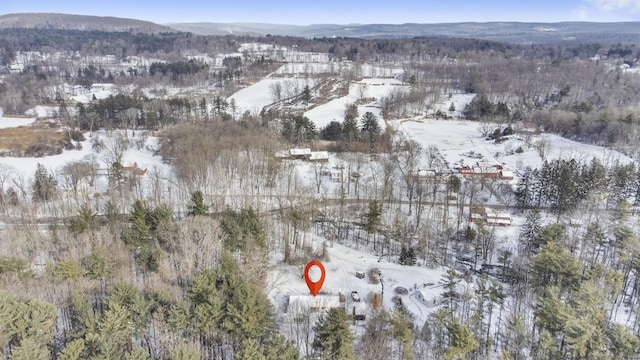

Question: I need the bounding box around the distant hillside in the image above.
[167,21,640,44]
[0,13,177,33]
[1,13,637,44]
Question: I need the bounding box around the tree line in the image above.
[515,158,639,214]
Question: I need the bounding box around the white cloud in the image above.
[574,5,591,19]
[587,0,640,10]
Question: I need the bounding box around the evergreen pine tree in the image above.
[32,162,57,202]
[440,269,461,311]
[189,271,223,338]
[108,161,124,188]
[264,334,300,360]
[533,286,568,336]
[220,207,266,251]
[85,248,115,293]
[301,85,312,104]
[582,222,607,263]
[364,200,382,234]
[10,337,48,360]
[565,282,607,359]
[125,215,153,246]
[607,323,640,359]
[52,260,85,279]
[124,347,151,360]
[391,303,415,360]
[0,298,57,352]
[361,111,380,151]
[519,208,541,255]
[444,318,479,360]
[97,303,131,359]
[147,203,173,232]
[514,167,532,211]
[399,247,417,266]
[342,114,359,143]
[237,338,266,360]
[187,190,209,216]
[313,308,355,360]
[224,279,272,340]
[68,203,98,234]
[530,241,581,293]
[503,311,528,360]
[58,339,86,360]
[108,282,151,337]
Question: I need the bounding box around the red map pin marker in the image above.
[304,260,326,297]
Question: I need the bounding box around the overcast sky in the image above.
[1,0,639,25]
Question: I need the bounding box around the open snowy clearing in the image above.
[305,78,408,129]
[0,128,173,202]
[268,241,447,326]
[395,117,633,173]
[0,115,35,129]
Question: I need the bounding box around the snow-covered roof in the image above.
[275,150,290,158]
[310,151,329,161]
[345,301,368,315]
[286,295,341,313]
[289,148,312,156]
[486,208,511,220]
[90,83,115,88]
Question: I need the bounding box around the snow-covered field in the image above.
[0,115,35,129]
[305,78,407,129]
[396,118,633,173]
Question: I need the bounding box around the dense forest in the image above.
[0,25,639,359]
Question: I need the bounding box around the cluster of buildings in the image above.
[470,207,512,226]
[454,160,514,180]
[283,294,367,323]
[275,148,352,183]
[275,148,329,162]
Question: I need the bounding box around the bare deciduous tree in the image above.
[395,138,423,215]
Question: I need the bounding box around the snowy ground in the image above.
[0,128,173,202]
[259,64,636,333]
[231,76,317,116]
[268,241,446,327]
[396,118,633,173]
[0,115,35,129]
[2,43,637,338]
[305,78,407,129]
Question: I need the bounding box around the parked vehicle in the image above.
[351,291,361,302]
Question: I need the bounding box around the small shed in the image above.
[498,170,514,180]
[289,148,312,160]
[286,295,342,314]
[416,289,442,307]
